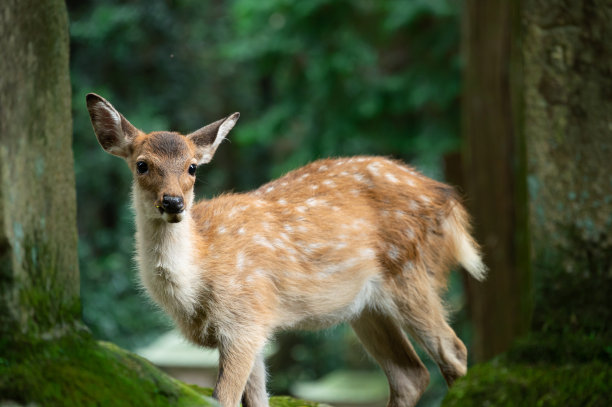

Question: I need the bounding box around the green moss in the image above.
[0,332,327,407]
[443,359,611,407]
[443,332,612,407]
[270,396,330,407]
[0,333,216,407]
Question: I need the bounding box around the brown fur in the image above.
[86,93,486,407]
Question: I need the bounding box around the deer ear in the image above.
[187,112,240,164]
[86,93,139,158]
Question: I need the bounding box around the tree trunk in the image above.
[0,0,80,342]
[524,0,612,332]
[461,0,531,361]
[444,0,612,404]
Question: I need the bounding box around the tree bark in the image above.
[0,0,80,342]
[524,0,612,331]
[461,0,531,361]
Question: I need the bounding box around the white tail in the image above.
[444,205,487,281]
[87,93,486,407]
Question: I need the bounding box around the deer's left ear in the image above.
[187,112,240,164]
[86,93,140,158]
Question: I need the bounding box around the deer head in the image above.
[86,93,239,223]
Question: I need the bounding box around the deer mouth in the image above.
[166,213,183,223]
[162,211,184,223]
[155,204,184,223]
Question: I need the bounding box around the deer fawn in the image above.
[86,93,486,407]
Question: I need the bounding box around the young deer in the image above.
[86,93,486,407]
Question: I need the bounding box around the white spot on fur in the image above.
[367,162,381,176]
[387,244,400,261]
[351,219,369,230]
[236,251,246,271]
[253,234,275,250]
[405,228,415,240]
[398,165,411,173]
[322,179,336,187]
[360,248,376,259]
[402,261,414,274]
[245,268,267,283]
[278,198,287,205]
[352,173,365,183]
[217,225,226,234]
[238,227,246,235]
[307,198,326,207]
[284,224,293,233]
[335,242,348,250]
[296,206,307,213]
[273,238,288,251]
[228,205,249,217]
[308,242,325,251]
[321,257,359,276]
[385,172,399,183]
[318,165,329,171]
[265,186,275,193]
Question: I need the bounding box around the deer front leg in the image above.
[241,352,269,407]
[213,336,268,407]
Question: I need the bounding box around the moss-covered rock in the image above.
[0,332,215,406]
[443,333,612,407]
[443,359,611,407]
[0,332,327,407]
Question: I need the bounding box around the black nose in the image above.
[162,195,184,214]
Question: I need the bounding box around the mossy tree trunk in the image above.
[0,0,80,344]
[444,1,612,404]
[461,0,531,362]
[524,0,612,335]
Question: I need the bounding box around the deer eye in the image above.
[188,164,197,176]
[136,161,148,174]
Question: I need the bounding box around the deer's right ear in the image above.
[187,112,240,164]
[86,93,139,158]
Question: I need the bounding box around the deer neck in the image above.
[132,186,201,319]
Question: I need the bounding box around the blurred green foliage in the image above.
[69,0,462,403]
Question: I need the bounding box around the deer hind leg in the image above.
[241,353,269,407]
[394,280,467,386]
[351,308,430,407]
